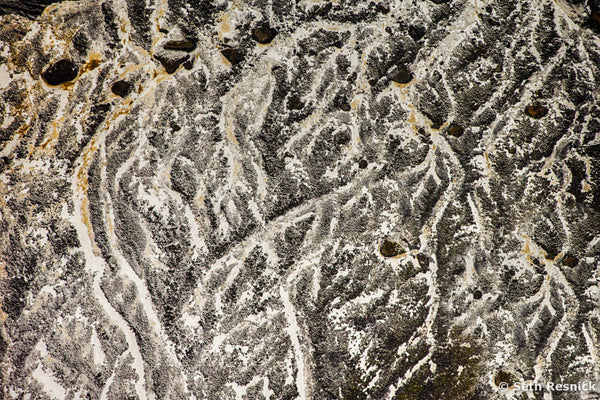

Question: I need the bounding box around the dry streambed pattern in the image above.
[1,0,600,399]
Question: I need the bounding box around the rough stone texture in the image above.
[0,0,600,399]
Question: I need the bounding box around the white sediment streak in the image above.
[0,64,11,88]
[90,327,106,366]
[32,364,67,400]
[106,137,181,365]
[280,284,308,400]
[70,137,150,400]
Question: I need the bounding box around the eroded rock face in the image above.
[0,0,64,18]
[1,0,600,399]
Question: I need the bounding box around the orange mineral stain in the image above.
[81,51,103,74]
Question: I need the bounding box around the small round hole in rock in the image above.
[221,48,243,65]
[287,95,304,110]
[163,38,197,52]
[525,102,548,119]
[494,370,516,387]
[388,65,413,84]
[562,255,578,268]
[41,59,79,86]
[380,240,403,257]
[111,80,132,97]
[252,25,277,44]
[447,123,464,137]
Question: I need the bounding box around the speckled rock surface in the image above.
[1,0,600,399]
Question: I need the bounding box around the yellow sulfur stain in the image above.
[155,71,170,85]
[435,121,449,131]
[225,120,239,145]
[406,110,421,135]
[123,63,142,76]
[108,98,133,121]
[39,117,64,153]
[76,136,101,249]
[220,52,233,66]
[232,160,241,178]
[582,181,591,192]
[484,151,491,170]
[81,51,103,74]
[548,252,563,262]
[107,210,115,237]
[390,252,408,259]
[59,80,75,91]
[196,194,205,208]
[0,261,6,322]
[392,81,412,89]
[217,12,231,40]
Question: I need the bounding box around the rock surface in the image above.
[1,0,600,399]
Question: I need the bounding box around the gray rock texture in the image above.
[1,0,600,399]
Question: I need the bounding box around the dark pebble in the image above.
[221,48,243,65]
[562,255,578,268]
[544,249,558,260]
[111,80,132,97]
[416,253,430,268]
[447,123,464,137]
[494,371,515,387]
[340,102,351,111]
[525,102,548,119]
[358,159,368,169]
[473,289,482,299]
[252,25,277,44]
[589,11,600,32]
[163,38,197,52]
[388,64,413,84]
[380,239,403,257]
[375,3,390,13]
[287,95,304,110]
[531,150,543,160]
[154,53,190,74]
[41,59,79,86]
[408,25,426,41]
